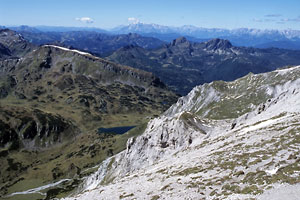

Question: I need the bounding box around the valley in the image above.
[0,29,178,199]
[1,21,300,200]
[63,65,300,200]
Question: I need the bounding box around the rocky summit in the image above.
[204,38,232,51]
[63,65,300,200]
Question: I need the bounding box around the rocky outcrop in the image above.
[66,65,300,200]
[0,29,35,58]
[0,120,19,150]
[0,43,11,59]
[204,38,232,51]
[0,106,79,150]
[171,37,190,46]
[0,59,19,73]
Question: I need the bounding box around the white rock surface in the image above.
[63,65,300,200]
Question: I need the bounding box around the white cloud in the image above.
[265,14,282,18]
[128,17,140,24]
[281,18,300,22]
[75,17,94,24]
[264,19,276,22]
[253,18,263,22]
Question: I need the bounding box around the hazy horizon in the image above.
[1,0,300,30]
[3,23,300,32]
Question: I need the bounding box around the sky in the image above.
[0,0,300,30]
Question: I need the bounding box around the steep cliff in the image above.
[66,65,300,200]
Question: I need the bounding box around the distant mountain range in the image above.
[2,26,300,199]
[9,25,108,33]
[4,24,300,50]
[3,26,300,95]
[111,23,300,49]
[3,23,300,50]
[112,23,300,39]
[107,37,300,95]
[8,29,165,56]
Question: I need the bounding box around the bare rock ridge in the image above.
[0,43,11,59]
[0,29,35,58]
[171,36,189,46]
[204,38,232,50]
[65,65,300,200]
[43,45,166,89]
[107,37,300,95]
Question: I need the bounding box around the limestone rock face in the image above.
[66,65,300,200]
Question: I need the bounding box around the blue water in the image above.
[98,126,135,135]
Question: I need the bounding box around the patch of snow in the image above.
[266,86,274,96]
[224,194,254,200]
[239,115,287,135]
[265,167,279,175]
[257,183,300,200]
[6,179,71,197]
[234,94,243,99]
[81,164,101,173]
[82,158,112,191]
[275,65,300,75]
[43,45,92,56]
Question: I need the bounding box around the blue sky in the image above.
[1,0,300,30]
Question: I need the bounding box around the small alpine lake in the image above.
[98,126,136,135]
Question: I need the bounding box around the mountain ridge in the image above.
[6,29,166,56]
[6,24,300,49]
[63,65,300,200]
[111,23,300,48]
[107,37,300,95]
[0,31,179,199]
